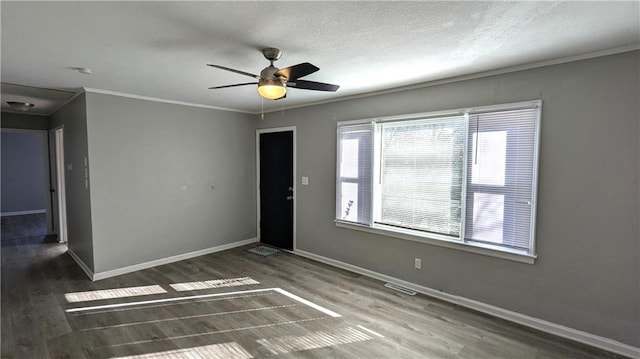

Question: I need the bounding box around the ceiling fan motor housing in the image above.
[261,66,286,82]
[261,47,282,62]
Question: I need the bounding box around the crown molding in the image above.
[83,87,253,114]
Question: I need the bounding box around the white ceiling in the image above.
[2,1,639,115]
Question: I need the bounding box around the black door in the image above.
[259,131,293,250]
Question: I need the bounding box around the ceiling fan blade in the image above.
[207,64,260,79]
[274,63,319,80]
[208,82,257,89]
[287,79,339,92]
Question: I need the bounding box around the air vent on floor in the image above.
[384,283,416,296]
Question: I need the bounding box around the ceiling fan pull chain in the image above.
[261,97,265,120]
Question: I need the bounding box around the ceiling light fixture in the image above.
[257,78,287,100]
[78,67,93,74]
[6,101,35,112]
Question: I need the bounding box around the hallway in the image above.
[1,213,54,247]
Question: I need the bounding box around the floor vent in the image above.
[384,283,416,296]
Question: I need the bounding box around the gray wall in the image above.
[51,94,95,271]
[1,112,50,130]
[257,51,639,346]
[1,131,47,213]
[84,93,257,273]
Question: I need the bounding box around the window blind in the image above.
[336,123,373,225]
[376,117,466,237]
[465,108,538,250]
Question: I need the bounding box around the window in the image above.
[336,101,540,261]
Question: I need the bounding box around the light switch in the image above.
[301,176,309,185]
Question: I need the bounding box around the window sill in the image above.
[335,220,537,264]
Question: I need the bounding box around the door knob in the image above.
[286,195,293,201]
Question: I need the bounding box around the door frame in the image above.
[256,126,297,251]
[52,125,68,243]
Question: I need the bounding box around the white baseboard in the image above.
[92,237,258,281]
[67,249,94,280]
[294,249,640,359]
[1,209,46,217]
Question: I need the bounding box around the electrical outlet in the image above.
[414,258,421,269]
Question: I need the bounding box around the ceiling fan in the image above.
[207,48,339,100]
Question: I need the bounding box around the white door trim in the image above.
[53,126,68,243]
[256,126,297,251]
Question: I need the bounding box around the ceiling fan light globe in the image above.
[257,80,287,100]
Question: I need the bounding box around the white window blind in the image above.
[336,123,373,225]
[465,108,538,251]
[375,117,466,237]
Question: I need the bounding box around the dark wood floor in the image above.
[1,213,50,247]
[1,235,624,358]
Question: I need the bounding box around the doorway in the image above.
[54,127,68,243]
[256,127,295,251]
[1,129,50,244]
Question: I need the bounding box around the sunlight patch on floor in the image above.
[170,277,259,291]
[70,293,275,315]
[357,325,385,338]
[257,326,372,354]
[101,317,329,349]
[65,285,167,303]
[82,304,299,331]
[65,288,341,320]
[274,288,342,318]
[113,342,253,359]
[61,285,384,357]
[66,288,275,313]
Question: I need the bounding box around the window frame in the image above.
[335,100,541,264]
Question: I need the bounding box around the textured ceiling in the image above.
[1,1,639,115]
